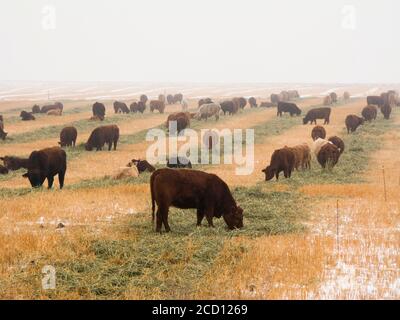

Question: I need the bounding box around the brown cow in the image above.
[330,92,338,104]
[166,112,190,133]
[140,94,148,105]
[317,143,340,169]
[20,111,35,121]
[173,93,183,104]
[113,101,130,114]
[85,125,120,151]
[328,136,345,155]
[303,107,331,125]
[167,94,175,105]
[262,147,295,180]
[127,159,156,173]
[158,94,166,103]
[277,102,301,117]
[237,97,247,109]
[362,105,377,122]
[92,102,106,120]
[248,97,257,108]
[220,100,238,115]
[150,100,165,113]
[381,104,392,120]
[22,147,67,189]
[150,168,244,232]
[130,101,146,113]
[345,115,364,133]
[311,125,326,141]
[289,144,311,170]
[59,126,78,147]
[0,156,30,171]
[40,102,63,114]
[32,104,41,114]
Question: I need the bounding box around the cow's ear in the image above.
[22,173,29,178]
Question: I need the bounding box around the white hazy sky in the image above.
[0,0,399,83]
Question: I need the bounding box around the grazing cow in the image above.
[381,104,392,120]
[367,96,384,108]
[32,104,41,114]
[112,166,139,180]
[173,93,183,104]
[289,144,311,170]
[92,102,106,120]
[323,95,332,106]
[166,112,190,133]
[259,102,275,108]
[167,94,175,105]
[311,125,326,141]
[237,97,247,109]
[40,102,63,114]
[158,94,166,103]
[303,107,331,125]
[262,147,295,181]
[127,159,156,173]
[362,105,377,122]
[20,111,35,121]
[220,100,238,115]
[150,100,165,113]
[0,156,30,171]
[140,94,148,105]
[59,126,78,147]
[0,164,8,175]
[195,103,221,121]
[198,98,213,108]
[270,94,280,105]
[343,92,351,101]
[317,143,340,169]
[113,101,130,114]
[22,147,67,189]
[47,109,62,116]
[277,102,301,117]
[330,92,338,104]
[85,125,120,151]
[150,168,244,232]
[328,136,345,155]
[167,156,192,168]
[345,115,364,133]
[248,97,257,108]
[130,101,146,113]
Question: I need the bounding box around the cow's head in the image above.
[127,159,140,167]
[84,143,93,151]
[22,169,46,188]
[262,166,275,181]
[302,116,308,125]
[223,206,244,230]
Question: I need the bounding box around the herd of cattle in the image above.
[0,88,398,232]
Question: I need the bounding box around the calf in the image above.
[92,102,106,120]
[345,115,364,133]
[262,147,295,180]
[127,159,156,173]
[289,144,311,170]
[150,168,244,232]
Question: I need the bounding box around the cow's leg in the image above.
[155,208,163,233]
[196,208,204,226]
[108,142,112,151]
[161,208,171,233]
[275,172,279,180]
[47,176,54,189]
[204,207,215,227]
[113,140,118,151]
[58,171,65,189]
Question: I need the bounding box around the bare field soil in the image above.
[0,84,398,299]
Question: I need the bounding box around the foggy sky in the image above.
[0,0,399,83]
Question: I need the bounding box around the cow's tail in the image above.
[150,172,156,223]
